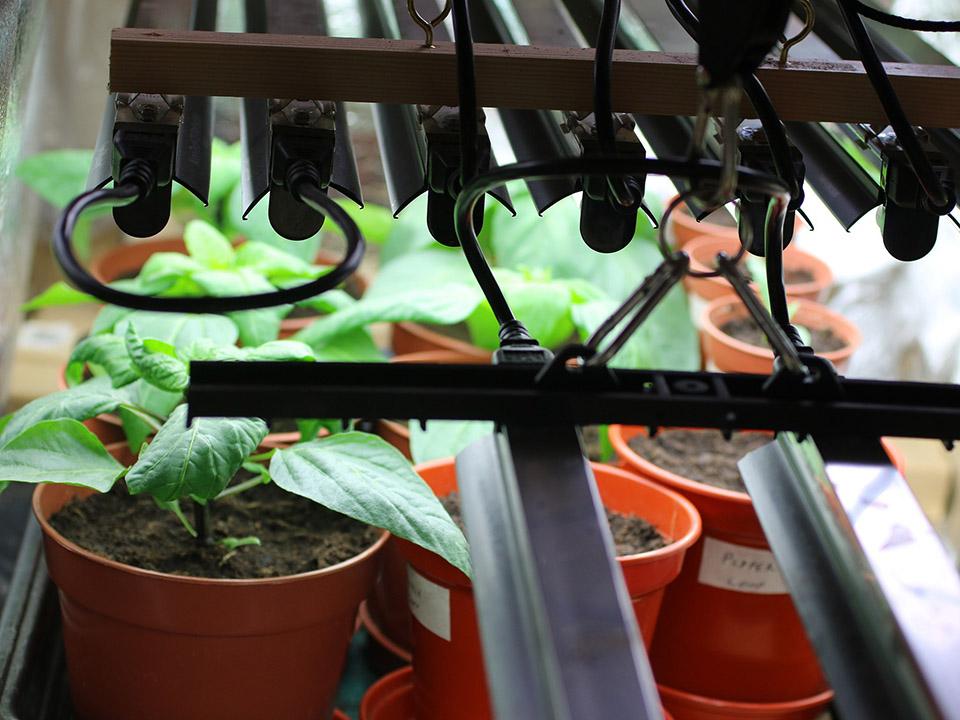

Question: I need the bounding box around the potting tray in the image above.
[0,519,403,720]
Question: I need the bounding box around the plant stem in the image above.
[215,476,267,500]
[193,499,212,546]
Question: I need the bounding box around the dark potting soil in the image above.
[50,480,380,579]
[721,317,846,353]
[626,429,770,493]
[784,267,815,285]
[440,492,666,555]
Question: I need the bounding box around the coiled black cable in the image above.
[847,0,960,31]
[54,159,366,313]
[838,0,954,212]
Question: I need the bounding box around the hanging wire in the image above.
[594,0,621,156]
[54,160,366,313]
[406,0,452,47]
[779,0,815,65]
[838,0,954,213]
[845,0,960,31]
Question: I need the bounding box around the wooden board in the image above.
[110,28,960,127]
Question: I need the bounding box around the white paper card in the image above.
[697,536,789,594]
[408,565,451,641]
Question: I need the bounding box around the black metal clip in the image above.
[876,126,957,261]
[110,93,182,238]
[736,120,806,255]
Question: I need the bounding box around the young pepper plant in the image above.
[0,330,470,575]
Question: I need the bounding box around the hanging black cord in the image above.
[454,156,790,322]
[452,0,478,184]
[838,0,953,212]
[664,0,803,210]
[846,0,960,31]
[54,159,366,313]
[594,0,621,155]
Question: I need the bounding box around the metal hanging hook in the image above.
[407,0,452,48]
[779,0,815,66]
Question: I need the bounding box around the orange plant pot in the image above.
[375,351,490,459]
[683,236,833,303]
[700,296,860,374]
[34,483,387,720]
[360,667,675,720]
[393,459,701,720]
[658,684,833,720]
[667,196,804,251]
[608,424,830,707]
[390,322,491,362]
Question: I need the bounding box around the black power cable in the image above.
[454,156,791,328]
[452,0,479,185]
[594,0,621,155]
[847,0,960,31]
[838,0,954,213]
[54,159,366,313]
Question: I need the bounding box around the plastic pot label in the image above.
[697,537,789,594]
[408,566,451,641]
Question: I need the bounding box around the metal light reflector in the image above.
[740,434,960,720]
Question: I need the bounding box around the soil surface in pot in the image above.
[784,267,815,284]
[440,492,666,555]
[721,317,846,353]
[50,480,380,579]
[627,429,770,493]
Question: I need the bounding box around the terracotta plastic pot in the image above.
[658,684,833,720]
[391,322,491,362]
[393,459,700,720]
[683,236,832,304]
[89,237,367,338]
[701,295,860,374]
[34,483,387,720]
[608,424,833,708]
[360,667,674,720]
[376,351,490,459]
[667,196,805,251]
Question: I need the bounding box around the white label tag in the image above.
[408,565,451,641]
[697,537,788,594]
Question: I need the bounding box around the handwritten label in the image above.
[697,537,788,594]
[408,566,451,641]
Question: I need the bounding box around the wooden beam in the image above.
[110,28,960,127]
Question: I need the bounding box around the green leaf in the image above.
[294,284,482,348]
[67,334,139,388]
[21,282,95,312]
[331,200,394,246]
[367,248,476,300]
[234,242,324,282]
[191,269,289,346]
[308,328,385,363]
[0,378,124,448]
[125,325,189,393]
[138,252,205,294]
[220,535,261,550]
[185,338,316,363]
[115,312,238,351]
[270,432,471,576]
[92,305,135,335]
[0,419,122,491]
[117,406,155,452]
[184,220,236,269]
[466,273,576,350]
[16,150,96,208]
[409,420,495,464]
[294,289,356,315]
[126,405,268,502]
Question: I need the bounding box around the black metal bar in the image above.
[457,427,662,720]
[188,361,960,440]
[740,434,959,720]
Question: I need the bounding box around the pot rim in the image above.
[32,483,389,587]
[393,321,491,361]
[657,682,834,713]
[608,424,756,505]
[411,457,703,563]
[685,235,832,298]
[700,295,861,363]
